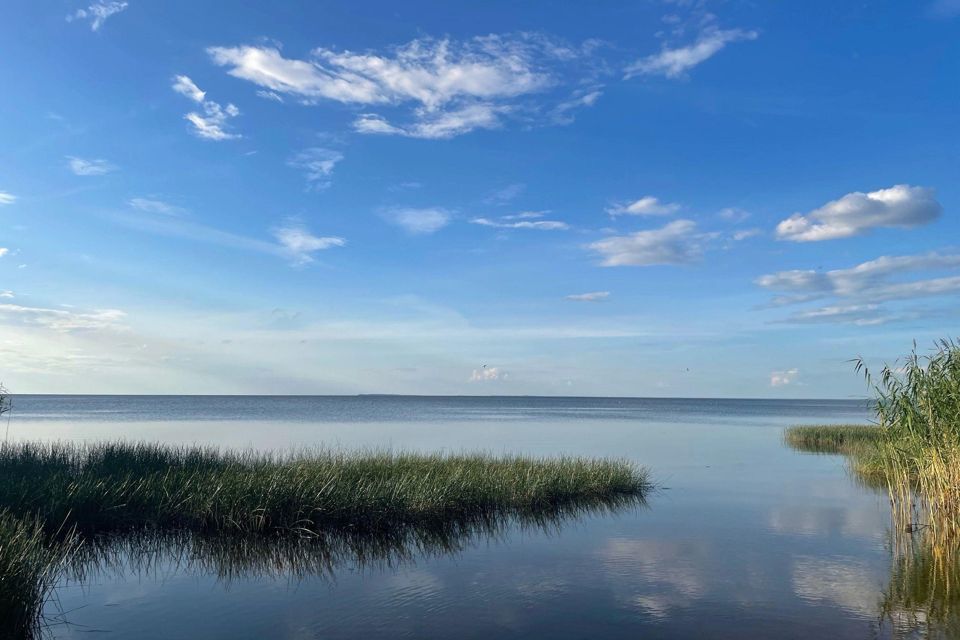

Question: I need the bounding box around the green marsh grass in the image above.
[0,441,650,535]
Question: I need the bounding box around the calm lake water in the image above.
[8,395,914,639]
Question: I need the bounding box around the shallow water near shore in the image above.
[8,396,912,639]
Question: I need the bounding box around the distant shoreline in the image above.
[7,393,873,401]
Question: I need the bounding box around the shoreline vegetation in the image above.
[783,424,883,455]
[786,339,960,532]
[785,338,960,637]
[0,441,650,636]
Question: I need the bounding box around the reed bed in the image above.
[783,424,881,455]
[853,340,960,538]
[783,341,960,636]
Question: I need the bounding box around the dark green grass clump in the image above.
[784,424,882,455]
[0,441,650,535]
[0,512,76,636]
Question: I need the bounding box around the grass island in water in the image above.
[0,442,650,636]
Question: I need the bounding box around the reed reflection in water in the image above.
[41,493,647,637]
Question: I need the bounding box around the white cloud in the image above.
[469,366,506,382]
[0,191,15,205]
[209,35,598,139]
[352,113,404,135]
[587,220,703,267]
[757,252,960,324]
[67,156,117,176]
[770,368,798,387]
[184,105,240,141]
[0,291,13,298]
[626,27,758,79]
[287,148,344,190]
[776,184,941,242]
[566,291,610,302]
[383,207,451,235]
[757,252,960,301]
[128,198,185,216]
[470,215,569,230]
[66,1,128,31]
[172,75,206,102]
[171,75,241,141]
[209,37,550,107]
[0,304,126,332]
[607,196,680,216]
[272,224,345,265]
[0,248,9,258]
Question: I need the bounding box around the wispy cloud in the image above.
[778,304,894,327]
[112,209,344,266]
[128,197,185,216]
[587,220,704,267]
[353,104,505,140]
[256,90,285,103]
[272,223,346,265]
[382,207,451,235]
[757,251,960,324]
[776,184,941,242]
[287,148,344,190]
[548,87,603,125]
[485,183,525,204]
[208,35,601,139]
[66,1,128,31]
[626,26,757,79]
[718,207,750,223]
[67,156,117,176]
[607,196,680,216]
[0,248,9,258]
[0,191,15,206]
[566,291,610,302]
[0,291,13,299]
[470,214,569,230]
[172,75,241,141]
[0,303,126,332]
[732,228,762,241]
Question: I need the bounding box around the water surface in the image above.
[8,395,907,639]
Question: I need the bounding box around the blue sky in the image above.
[1,0,958,396]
